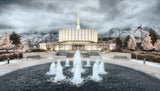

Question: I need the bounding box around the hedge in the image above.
[0,52,23,61]
[131,53,160,63]
[122,50,160,63]
[25,49,46,52]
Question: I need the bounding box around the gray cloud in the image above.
[0,0,159,34]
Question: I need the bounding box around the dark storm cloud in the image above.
[0,0,44,9]
[0,24,14,29]
[99,0,124,20]
[0,0,159,34]
[0,0,31,10]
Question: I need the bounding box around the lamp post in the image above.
[7,58,10,64]
[143,58,146,64]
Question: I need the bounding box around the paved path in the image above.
[0,53,160,81]
[102,57,160,80]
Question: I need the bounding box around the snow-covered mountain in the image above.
[20,32,58,44]
[19,25,160,44]
[102,26,160,38]
[39,33,58,43]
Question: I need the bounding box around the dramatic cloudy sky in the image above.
[0,0,160,34]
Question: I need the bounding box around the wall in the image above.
[39,43,116,51]
[59,29,97,43]
[103,52,131,59]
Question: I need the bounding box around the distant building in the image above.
[39,9,116,51]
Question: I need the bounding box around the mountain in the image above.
[102,26,160,38]
[20,32,58,44]
[39,33,58,43]
[19,25,160,44]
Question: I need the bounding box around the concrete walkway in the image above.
[0,53,160,81]
[102,57,160,80]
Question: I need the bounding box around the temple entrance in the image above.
[72,45,84,50]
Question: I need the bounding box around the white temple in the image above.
[39,9,116,51]
[59,8,97,43]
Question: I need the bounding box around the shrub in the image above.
[110,49,123,52]
[131,52,160,63]
[123,50,160,63]
[25,49,46,52]
[0,52,23,61]
[0,51,7,54]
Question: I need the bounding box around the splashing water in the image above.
[91,62,102,81]
[85,59,91,67]
[71,50,84,73]
[54,60,66,82]
[56,60,61,67]
[99,62,107,74]
[64,59,70,67]
[46,62,56,75]
[71,66,83,85]
[46,50,108,84]
[96,59,99,64]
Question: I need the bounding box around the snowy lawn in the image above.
[130,59,160,68]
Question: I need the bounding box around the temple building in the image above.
[39,9,116,51]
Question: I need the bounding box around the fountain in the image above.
[96,58,99,64]
[91,62,102,81]
[64,59,70,67]
[71,66,83,85]
[48,50,105,85]
[99,62,107,74]
[56,60,61,67]
[70,50,84,85]
[53,60,66,82]
[85,59,91,67]
[1,49,160,91]
[46,62,56,75]
[2,61,160,91]
[71,50,84,73]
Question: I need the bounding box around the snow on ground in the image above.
[130,59,160,68]
[23,59,31,61]
[53,51,56,54]
[102,57,111,60]
[0,60,22,66]
[47,57,53,60]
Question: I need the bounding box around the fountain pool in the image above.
[0,62,160,91]
[0,50,160,91]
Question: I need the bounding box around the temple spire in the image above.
[77,8,80,30]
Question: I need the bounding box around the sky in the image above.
[0,0,160,34]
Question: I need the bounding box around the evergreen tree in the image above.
[141,32,153,51]
[128,35,137,50]
[148,29,158,45]
[115,37,122,50]
[0,32,14,52]
[10,32,21,46]
[154,39,160,52]
[123,35,130,49]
